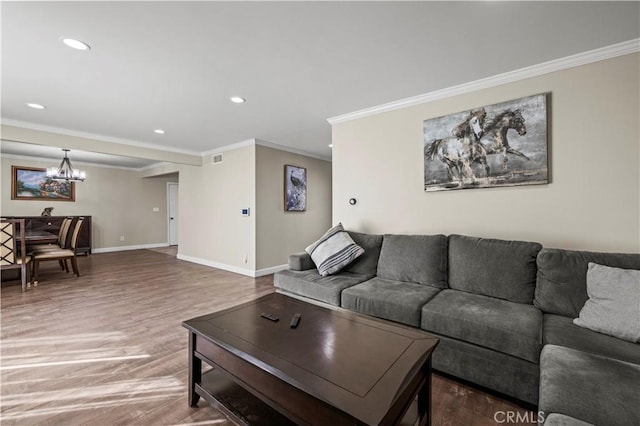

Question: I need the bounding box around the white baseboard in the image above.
[93,243,170,253]
[177,254,254,276]
[255,264,288,277]
[177,254,287,278]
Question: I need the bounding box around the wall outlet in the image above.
[242,255,248,264]
[120,236,125,241]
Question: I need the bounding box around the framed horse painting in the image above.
[423,93,548,192]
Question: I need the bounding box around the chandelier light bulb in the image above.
[47,149,86,182]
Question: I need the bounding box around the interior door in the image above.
[168,183,179,246]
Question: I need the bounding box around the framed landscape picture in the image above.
[11,166,75,201]
[284,165,306,212]
[424,93,548,192]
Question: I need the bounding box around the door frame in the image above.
[167,182,179,246]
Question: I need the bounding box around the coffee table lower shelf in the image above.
[195,369,295,426]
[196,368,420,426]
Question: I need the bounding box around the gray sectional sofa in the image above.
[535,249,640,426]
[274,232,640,425]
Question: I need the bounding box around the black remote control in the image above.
[290,313,301,328]
[260,312,279,322]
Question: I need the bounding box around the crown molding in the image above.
[201,139,257,156]
[139,161,176,172]
[202,138,331,162]
[327,38,640,125]
[1,118,202,156]
[0,152,152,171]
[255,139,331,162]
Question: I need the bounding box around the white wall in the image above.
[177,142,333,276]
[178,145,257,271]
[332,53,639,253]
[255,144,332,270]
[1,156,173,250]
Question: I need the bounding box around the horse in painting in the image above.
[481,109,529,170]
[424,108,489,184]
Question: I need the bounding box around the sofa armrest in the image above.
[289,252,315,271]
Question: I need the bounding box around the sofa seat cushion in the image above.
[274,269,369,306]
[448,234,542,303]
[430,333,540,405]
[543,314,640,365]
[376,234,448,288]
[421,289,542,363]
[543,413,594,426]
[539,345,640,426]
[341,277,441,327]
[534,248,640,318]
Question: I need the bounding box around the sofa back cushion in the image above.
[534,248,640,318]
[342,231,383,277]
[376,234,448,288]
[448,234,542,304]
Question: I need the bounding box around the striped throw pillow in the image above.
[305,223,364,276]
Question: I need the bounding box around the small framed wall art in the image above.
[11,166,75,201]
[284,164,306,212]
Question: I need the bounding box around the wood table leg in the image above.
[417,358,432,426]
[188,332,202,407]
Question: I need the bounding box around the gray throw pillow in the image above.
[305,223,364,276]
[573,263,640,343]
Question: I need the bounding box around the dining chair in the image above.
[1,219,33,292]
[29,216,74,251]
[28,216,75,272]
[32,217,84,286]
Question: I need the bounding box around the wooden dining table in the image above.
[18,230,58,245]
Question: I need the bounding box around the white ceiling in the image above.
[2,1,639,167]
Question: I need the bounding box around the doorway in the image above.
[167,182,179,246]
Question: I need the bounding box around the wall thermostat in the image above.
[241,208,250,216]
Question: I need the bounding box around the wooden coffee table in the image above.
[183,293,438,425]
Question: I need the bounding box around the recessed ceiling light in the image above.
[230,96,246,104]
[61,38,91,51]
[154,129,166,134]
[27,103,46,110]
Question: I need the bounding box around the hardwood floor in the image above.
[1,250,535,425]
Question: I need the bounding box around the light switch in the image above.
[152,207,160,212]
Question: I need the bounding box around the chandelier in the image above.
[46,149,86,182]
